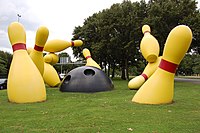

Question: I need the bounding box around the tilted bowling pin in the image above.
[132,25,192,104]
[128,25,160,89]
[83,48,101,69]
[7,22,46,103]
[128,57,161,89]
[30,26,49,75]
[140,25,160,63]
[44,39,83,52]
[43,54,60,87]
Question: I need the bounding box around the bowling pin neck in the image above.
[143,31,150,35]
[71,41,74,46]
[34,45,44,52]
[12,43,26,52]
[141,73,148,81]
[159,58,178,73]
[86,56,91,60]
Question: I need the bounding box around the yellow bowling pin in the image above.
[44,53,59,65]
[44,39,83,52]
[43,54,60,87]
[128,57,161,89]
[7,22,46,103]
[30,26,49,75]
[132,25,192,104]
[140,25,160,63]
[83,48,101,69]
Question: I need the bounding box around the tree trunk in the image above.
[111,64,115,79]
[107,63,110,77]
[104,62,107,73]
[121,61,126,80]
[100,61,103,70]
[125,58,129,80]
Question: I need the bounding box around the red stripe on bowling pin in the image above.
[86,56,91,59]
[12,43,26,52]
[159,59,178,73]
[71,41,74,46]
[143,31,150,35]
[141,73,148,81]
[34,45,43,51]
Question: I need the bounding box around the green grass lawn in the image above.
[0,79,200,133]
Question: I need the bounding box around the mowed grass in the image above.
[0,79,200,133]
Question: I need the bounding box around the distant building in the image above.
[58,56,71,64]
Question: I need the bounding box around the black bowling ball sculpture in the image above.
[59,48,114,92]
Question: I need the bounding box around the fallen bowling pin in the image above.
[30,26,49,75]
[83,48,101,69]
[140,25,160,63]
[44,39,83,52]
[7,22,46,103]
[132,25,192,104]
[128,56,161,89]
[43,54,60,87]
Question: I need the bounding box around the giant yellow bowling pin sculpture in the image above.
[43,40,83,87]
[30,26,49,75]
[132,25,192,104]
[83,48,101,69]
[128,25,160,89]
[7,22,46,103]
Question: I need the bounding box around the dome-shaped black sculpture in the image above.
[60,66,114,92]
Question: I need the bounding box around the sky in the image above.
[0,0,200,61]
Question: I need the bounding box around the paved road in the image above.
[175,77,200,84]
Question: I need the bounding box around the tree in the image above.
[72,0,200,79]
[145,0,200,54]
[192,54,200,75]
[72,1,147,79]
[0,51,12,77]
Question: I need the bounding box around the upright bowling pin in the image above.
[140,25,160,63]
[7,22,46,103]
[30,26,49,75]
[83,48,101,69]
[43,54,60,87]
[132,25,192,104]
[128,57,161,89]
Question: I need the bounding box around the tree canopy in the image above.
[72,0,200,79]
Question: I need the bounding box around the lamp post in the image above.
[17,14,21,22]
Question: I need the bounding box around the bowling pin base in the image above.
[9,99,46,104]
[43,63,61,87]
[146,54,157,63]
[7,51,47,104]
[132,69,174,104]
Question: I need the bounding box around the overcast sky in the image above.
[0,0,199,60]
